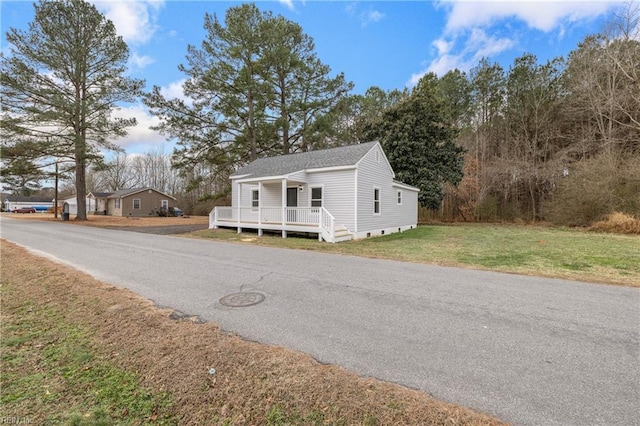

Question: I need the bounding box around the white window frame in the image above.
[310,186,323,208]
[133,198,141,210]
[373,187,381,215]
[114,198,120,209]
[397,190,402,205]
[161,199,169,210]
[251,189,259,210]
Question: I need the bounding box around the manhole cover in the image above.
[220,292,265,307]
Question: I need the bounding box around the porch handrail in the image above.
[319,207,335,243]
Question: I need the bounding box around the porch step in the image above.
[332,225,353,243]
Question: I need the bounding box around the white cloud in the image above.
[344,3,385,27]
[92,1,164,45]
[362,10,385,27]
[279,0,295,11]
[410,54,460,83]
[408,0,620,85]
[433,38,454,55]
[111,103,166,150]
[159,79,193,106]
[110,80,197,152]
[466,28,515,60]
[442,0,619,33]
[407,29,514,84]
[345,3,357,16]
[128,52,155,71]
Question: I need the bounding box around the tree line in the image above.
[2,0,638,223]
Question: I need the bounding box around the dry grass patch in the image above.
[1,241,502,425]
[1,212,209,228]
[591,212,640,235]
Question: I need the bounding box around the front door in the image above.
[286,187,298,223]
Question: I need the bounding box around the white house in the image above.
[60,196,96,215]
[3,195,54,212]
[209,141,419,242]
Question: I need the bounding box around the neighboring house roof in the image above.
[3,195,54,203]
[232,141,379,179]
[88,192,111,199]
[105,187,176,200]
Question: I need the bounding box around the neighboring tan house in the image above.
[209,141,419,243]
[90,188,177,217]
[87,192,111,215]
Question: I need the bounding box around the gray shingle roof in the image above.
[89,192,111,198]
[106,188,175,200]
[3,195,53,203]
[107,188,144,198]
[232,141,378,179]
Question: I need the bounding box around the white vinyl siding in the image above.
[231,182,259,222]
[393,183,418,225]
[306,169,356,231]
[231,181,239,208]
[356,144,417,234]
[287,170,307,182]
[261,182,282,207]
[239,184,258,207]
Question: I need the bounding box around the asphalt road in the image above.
[1,217,638,425]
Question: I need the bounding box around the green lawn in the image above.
[190,224,640,286]
[1,284,177,425]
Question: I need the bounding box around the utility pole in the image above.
[54,161,59,219]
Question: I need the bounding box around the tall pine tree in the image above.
[1,0,143,219]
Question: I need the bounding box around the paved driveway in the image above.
[1,217,638,426]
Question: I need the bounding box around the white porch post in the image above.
[237,182,242,234]
[281,178,287,238]
[258,181,263,237]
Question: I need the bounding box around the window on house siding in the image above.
[115,198,120,209]
[133,198,141,209]
[397,190,402,205]
[311,187,322,207]
[251,190,259,209]
[373,187,380,214]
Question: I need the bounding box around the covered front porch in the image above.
[209,206,327,238]
[209,177,350,243]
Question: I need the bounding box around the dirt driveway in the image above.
[1,212,210,235]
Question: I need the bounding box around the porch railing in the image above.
[211,206,322,225]
[210,206,337,242]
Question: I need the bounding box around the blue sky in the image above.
[1,0,625,154]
